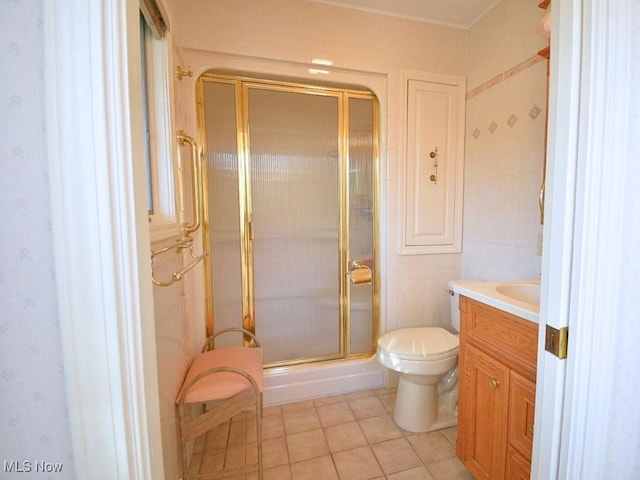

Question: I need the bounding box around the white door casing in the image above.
[45,1,164,478]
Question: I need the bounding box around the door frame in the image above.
[45,1,164,478]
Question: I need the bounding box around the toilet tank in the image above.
[447,279,475,332]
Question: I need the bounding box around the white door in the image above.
[533,0,640,478]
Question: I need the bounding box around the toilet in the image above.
[376,279,469,433]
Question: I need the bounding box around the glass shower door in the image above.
[199,74,378,366]
[246,85,342,364]
[347,96,377,355]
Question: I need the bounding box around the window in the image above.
[139,0,179,241]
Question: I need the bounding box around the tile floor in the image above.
[188,387,476,480]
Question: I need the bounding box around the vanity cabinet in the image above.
[456,296,538,480]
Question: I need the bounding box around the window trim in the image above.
[140,8,180,242]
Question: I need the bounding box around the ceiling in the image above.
[305,0,502,29]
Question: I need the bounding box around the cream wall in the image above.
[462,0,549,281]
[168,0,469,334]
[0,0,75,475]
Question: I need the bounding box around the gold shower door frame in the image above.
[197,73,379,368]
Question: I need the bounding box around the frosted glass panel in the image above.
[348,97,375,354]
[247,88,341,363]
[203,82,243,348]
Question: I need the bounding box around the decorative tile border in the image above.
[466,53,546,101]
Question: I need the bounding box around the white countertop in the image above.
[453,280,540,324]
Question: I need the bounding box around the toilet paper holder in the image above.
[349,260,373,286]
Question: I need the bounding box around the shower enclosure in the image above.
[197,73,378,367]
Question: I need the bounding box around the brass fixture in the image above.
[349,260,373,286]
[177,130,203,235]
[175,65,193,80]
[429,147,438,184]
[545,324,569,359]
[150,130,208,287]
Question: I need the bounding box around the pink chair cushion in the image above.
[177,347,263,404]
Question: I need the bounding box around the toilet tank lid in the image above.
[377,327,458,360]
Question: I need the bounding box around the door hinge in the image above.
[545,325,569,359]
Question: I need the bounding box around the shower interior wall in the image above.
[156,0,547,478]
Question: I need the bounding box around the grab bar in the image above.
[150,130,208,287]
[152,252,209,287]
[177,130,203,235]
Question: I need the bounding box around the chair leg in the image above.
[256,392,263,480]
[177,405,190,480]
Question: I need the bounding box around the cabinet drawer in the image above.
[508,371,536,461]
[462,297,538,377]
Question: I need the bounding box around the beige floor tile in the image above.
[187,451,203,477]
[203,423,231,450]
[262,414,285,439]
[441,426,458,446]
[189,388,475,480]
[407,431,456,464]
[314,393,346,407]
[228,419,247,446]
[263,404,283,417]
[290,455,339,480]
[198,447,224,474]
[349,396,387,420]
[324,421,368,453]
[246,464,292,480]
[281,399,316,413]
[345,389,375,401]
[224,443,247,470]
[426,457,476,480]
[371,437,422,475]
[286,428,330,463]
[377,391,396,414]
[387,466,436,480]
[373,387,397,396]
[283,408,321,434]
[262,436,289,468]
[332,445,384,480]
[317,401,356,427]
[358,413,404,444]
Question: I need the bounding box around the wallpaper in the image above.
[0,1,76,477]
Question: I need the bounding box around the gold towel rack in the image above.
[150,233,208,287]
[150,130,208,287]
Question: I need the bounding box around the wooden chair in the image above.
[176,328,264,480]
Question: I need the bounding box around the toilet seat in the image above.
[377,327,458,361]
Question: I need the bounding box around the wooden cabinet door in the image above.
[508,371,536,461]
[460,344,510,480]
[505,445,532,480]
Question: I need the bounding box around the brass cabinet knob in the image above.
[489,379,499,389]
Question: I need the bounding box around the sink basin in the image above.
[496,282,540,305]
[452,279,541,323]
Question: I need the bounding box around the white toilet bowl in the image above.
[377,326,459,432]
[375,279,472,433]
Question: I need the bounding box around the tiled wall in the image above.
[0,0,75,474]
[462,0,548,281]
[169,0,469,334]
